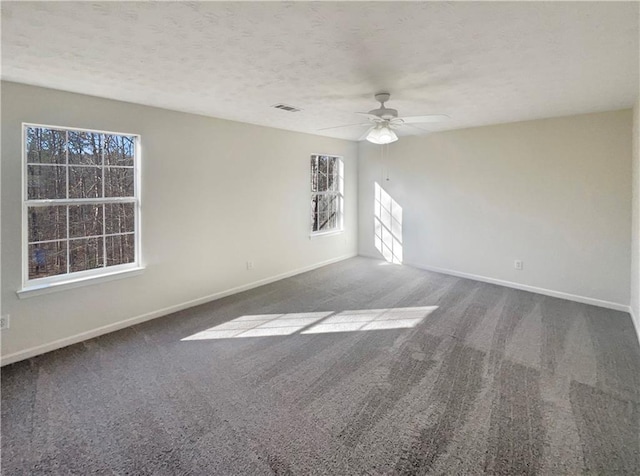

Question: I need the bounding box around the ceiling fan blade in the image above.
[355,112,381,120]
[401,123,432,135]
[400,114,449,124]
[358,126,375,141]
[318,122,371,131]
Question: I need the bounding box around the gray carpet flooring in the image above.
[2,257,640,475]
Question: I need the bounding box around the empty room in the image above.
[1,1,639,474]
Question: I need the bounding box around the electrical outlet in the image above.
[514,260,523,270]
[0,315,10,330]
[246,261,254,270]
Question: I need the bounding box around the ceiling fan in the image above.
[320,92,449,144]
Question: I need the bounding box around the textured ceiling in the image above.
[2,2,638,140]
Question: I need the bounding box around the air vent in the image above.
[272,103,302,112]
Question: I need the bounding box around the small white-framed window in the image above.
[22,123,141,290]
[310,154,343,234]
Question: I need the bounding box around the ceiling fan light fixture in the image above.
[321,92,449,142]
[366,124,398,144]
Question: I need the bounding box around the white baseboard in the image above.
[630,307,640,344]
[400,259,630,312]
[1,253,357,367]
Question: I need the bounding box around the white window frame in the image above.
[310,154,344,237]
[19,123,143,297]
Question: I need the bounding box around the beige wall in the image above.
[631,98,640,331]
[1,82,358,362]
[359,110,633,307]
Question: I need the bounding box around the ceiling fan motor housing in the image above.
[370,92,398,119]
[368,107,398,120]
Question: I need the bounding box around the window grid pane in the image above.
[106,234,135,266]
[28,205,68,243]
[68,131,103,166]
[104,203,135,234]
[26,128,66,164]
[70,237,104,273]
[105,167,135,197]
[28,241,67,280]
[68,166,102,199]
[27,165,67,199]
[69,204,103,239]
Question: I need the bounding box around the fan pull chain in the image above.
[379,143,391,183]
[380,143,384,184]
[385,143,390,181]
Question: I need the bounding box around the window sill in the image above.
[309,229,344,240]
[17,267,145,299]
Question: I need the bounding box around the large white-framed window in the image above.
[21,123,141,292]
[310,154,343,235]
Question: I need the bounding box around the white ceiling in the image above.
[2,2,638,140]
